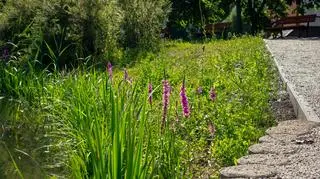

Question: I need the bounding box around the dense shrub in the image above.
[0,0,169,69]
[119,0,170,50]
[0,0,123,69]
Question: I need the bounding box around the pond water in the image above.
[0,98,45,179]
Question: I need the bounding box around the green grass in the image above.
[0,37,277,178]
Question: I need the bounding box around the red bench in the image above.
[265,14,317,38]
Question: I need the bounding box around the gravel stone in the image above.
[259,134,297,144]
[220,165,277,178]
[248,143,299,154]
[237,154,290,166]
[266,120,318,135]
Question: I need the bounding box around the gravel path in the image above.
[220,38,320,178]
[265,39,320,119]
[220,120,320,178]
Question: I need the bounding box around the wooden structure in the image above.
[265,14,317,38]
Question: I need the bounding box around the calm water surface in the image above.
[0,98,45,179]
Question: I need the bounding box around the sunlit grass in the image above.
[0,37,277,178]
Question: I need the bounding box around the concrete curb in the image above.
[264,40,320,122]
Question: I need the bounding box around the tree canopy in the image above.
[167,0,320,37]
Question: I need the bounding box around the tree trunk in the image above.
[235,0,243,34]
[296,0,304,15]
[248,0,258,35]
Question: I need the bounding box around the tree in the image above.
[286,0,320,15]
[166,0,291,36]
[167,0,232,38]
[235,0,243,34]
[241,0,320,35]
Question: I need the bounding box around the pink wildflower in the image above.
[124,68,128,80]
[107,62,112,81]
[180,82,190,118]
[148,83,152,105]
[208,121,215,138]
[209,87,216,101]
[124,68,132,84]
[162,80,171,129]
[196,86,203,95]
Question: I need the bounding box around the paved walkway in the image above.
[220,120,320,178]
[220,39,320,178]
[266,39,320,122]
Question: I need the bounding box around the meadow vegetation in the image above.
[0,0,281,178]
[0,37,277,178]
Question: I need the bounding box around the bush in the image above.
[0,0,123,69]
[0,0,39,42]
[119,0,171,51]
[0,0,171,69]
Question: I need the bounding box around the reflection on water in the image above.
[0,98,45,179]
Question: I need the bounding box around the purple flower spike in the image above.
[148,83,152,105]
[162,80,171,129]
[209,87,216,101]
[107,62,112,81]
[124,68,132,84]
[2,48,9,60]
[124,68,128,80]
[208,121,215,138]
[180,82,190,118]
[196,86,203,95]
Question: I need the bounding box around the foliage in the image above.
[119,0,171,50]
[166,0,320,37]
[167,0,232,38]
[0,0,169,70]
[233,0,320,34]
[0,0,123,69]
[0,37,278,177]
[286,0,320,15]
[242,0,288,34]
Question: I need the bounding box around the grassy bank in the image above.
[0,37,277,178]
